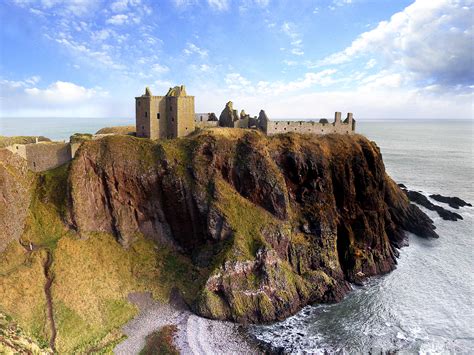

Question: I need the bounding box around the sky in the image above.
[0,0,472,119]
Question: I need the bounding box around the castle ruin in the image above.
[136,85,356,139]
[136,85,195,139]
[3,84,356,173]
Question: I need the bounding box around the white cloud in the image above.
[225,73,251,90]
[317,0,474,88]
[172,0,197,8]
[0,79,114,117]
[14,0,99,17]
[183,42,208,57]
[24,81,100,103]
[281,22,304,56]
[151,63,170,74]
[55,38,125,69]
[110,0,129,12]
[106,14,129,25]
[365,58,377,69]
[207,0,230,11]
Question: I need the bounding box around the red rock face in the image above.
[67,131,437,323]
[0,149,33,252]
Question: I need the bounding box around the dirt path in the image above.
[114,292,259,355]
[43,250,56,352]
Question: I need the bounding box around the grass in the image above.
[95,125,136,135]
[0,247,50,347]
[0,312,52,354]
[21,164,70,249]
[0,135,51,148]
[139,325,179,355]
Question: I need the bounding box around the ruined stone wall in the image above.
[24,143,71,172]
[233,117,249,128]
[265,120,353,136]
[6,144,27,159]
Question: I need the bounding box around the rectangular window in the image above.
[145,111,147,118]
[170,106,173,111]
[157,113,160,120]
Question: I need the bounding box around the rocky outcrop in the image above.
[0,149,33,252]
[67,130,438,323]
[429,194,472,209]
[401,188,463,221]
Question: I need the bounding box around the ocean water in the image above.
[0,117,133,141]
[1,117,473,353]
[251,119,474,354]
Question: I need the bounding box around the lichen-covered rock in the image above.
[67,129,438,323]
[0,149,33,252]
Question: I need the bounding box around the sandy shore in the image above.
[113,292,259,355]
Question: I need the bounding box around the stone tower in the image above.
[135,85,195,139]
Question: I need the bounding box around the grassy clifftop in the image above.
[0,136,51,148]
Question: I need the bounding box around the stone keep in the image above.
[135,85,195,139]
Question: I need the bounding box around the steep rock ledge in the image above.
[67,129,437,323]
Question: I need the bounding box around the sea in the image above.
[1,117,473,354]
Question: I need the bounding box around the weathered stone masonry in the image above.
[136,86,356,139]
[6,141,71,172]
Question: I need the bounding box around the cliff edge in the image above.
[68,129,437,323]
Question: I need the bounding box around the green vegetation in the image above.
[139,325,179,355]
[0,312,52,354]
[95,125,136,135]
[70,133,93,144]
[0,135,51,148]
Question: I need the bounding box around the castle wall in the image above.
[6,144,27,159]
[169,96,195,138]
[234,117,249,128]
[153,96,167,139]
[265,120,353,136]
[136,96,152,138]
[24,142,71,172]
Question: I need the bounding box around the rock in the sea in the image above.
[67,131,439,323]
[429,194,472,209]
[403,190,463,221]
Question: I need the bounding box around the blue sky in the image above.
[0,0,472,119]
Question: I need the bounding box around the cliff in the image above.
[68,129,437,323]
[0,129,439,352]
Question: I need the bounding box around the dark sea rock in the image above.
[429,194,472,209]
[404,190,463,221]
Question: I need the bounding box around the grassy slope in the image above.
[0,159,204,353]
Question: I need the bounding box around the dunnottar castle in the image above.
[135,85,355,139]
[5,85,355,172]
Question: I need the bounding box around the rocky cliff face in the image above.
[0,149,33,252]
[67,129,437,323]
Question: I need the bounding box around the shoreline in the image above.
[113,292,260,354]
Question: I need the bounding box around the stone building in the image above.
[135,85,195,139]
[6,140,71,172]
[135,85,356,139]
